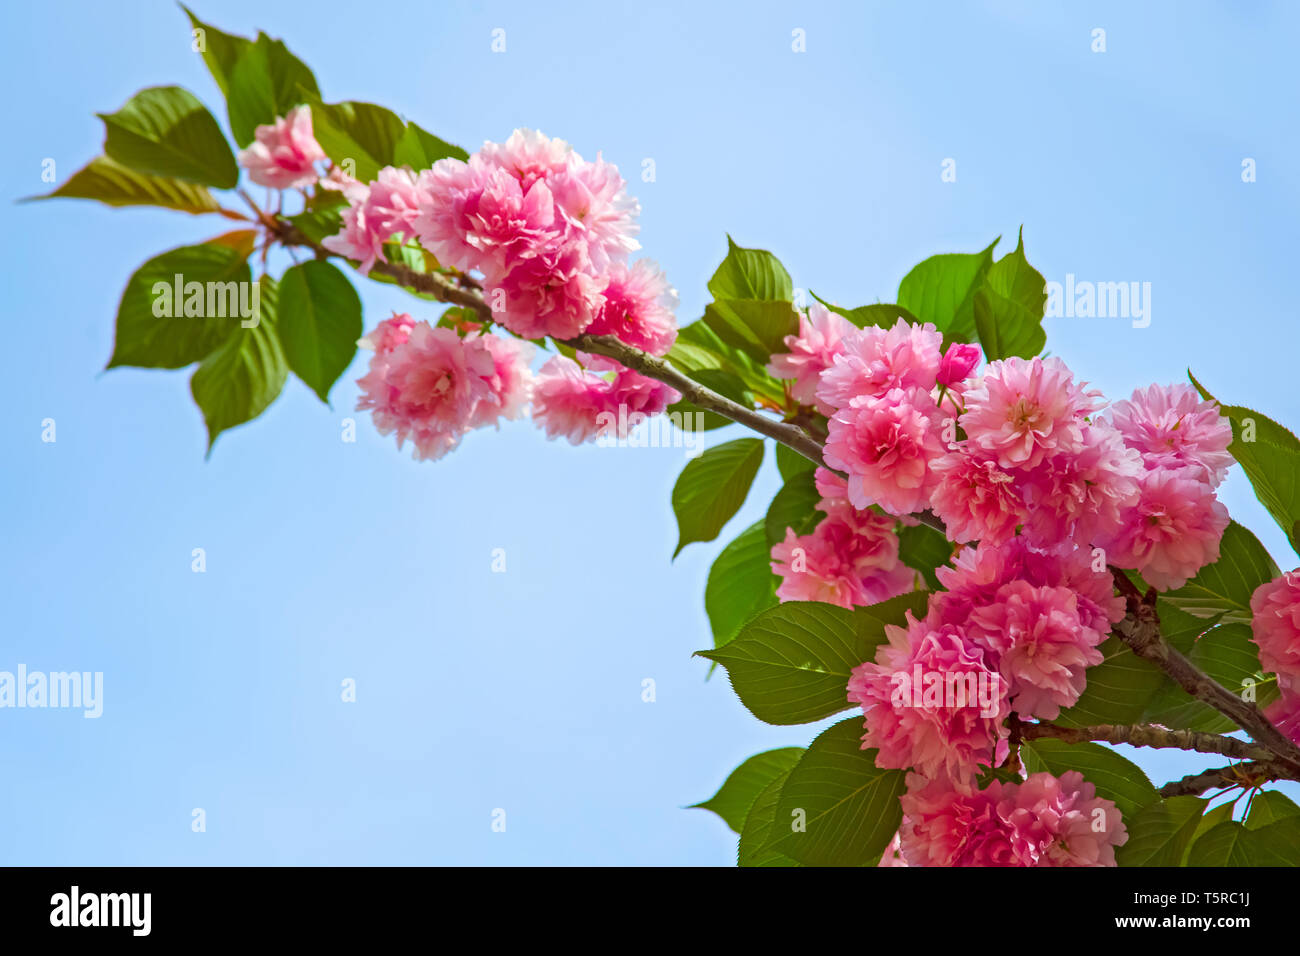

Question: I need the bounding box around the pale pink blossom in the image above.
[1250,571,1300,685]
[468,333,536,429]
[530,355,610,444]
[1097,468,1229,590]
[322,167,421,275]
[547,153,641,271]
[355,320,495,461]
[848,614,1008,782]
[478,128,572,191]
[823,387,945,515]
[237,105,326,190]
[960,357,1101,470]
[767,303,855,414]
[1109,383,1234,486]
[815,319,945,411]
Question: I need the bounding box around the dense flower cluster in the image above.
[760,319,1241,865]
[1251,571,1300,742]
[894,770,1127,867]
[237,116,684,458]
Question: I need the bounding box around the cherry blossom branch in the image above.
[1109,568,1300,775]
[1022,721,1279,763]
[268,205,1300,776]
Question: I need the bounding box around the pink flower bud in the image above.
[937,342,981,387]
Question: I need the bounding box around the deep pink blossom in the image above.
[995,770,1127,866]
[1097,468,1229,590]
[929,450,1024,546]
[486,241,603,340]
[848,613,1008,782]
[583,259,678,356]
[770,505,912,609]
[824,387,945,515]
[968,581,1106,720]
[938,342,982,388]
[1250,571,1300,685]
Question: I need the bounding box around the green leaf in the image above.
[776,442,817,481]
[1019,739,1159,820]
[1142,622,1276,733]
[182,5,249,99]
[690,747,804,834]
[704,521,779,649]
[393,121,469,168]
[764,470,823,545]
[24,154,221,214]
[737,769,800,867]
[276,260,363,403]
[702,299,799,365]
[190,274,288,452]
[671,438,764,556]
[898,523,950,590]
[810,293,919,329]
[1190,372,1300,557]
[1245,790,1300,829]
[708,237,793,301]
[98,86,238,188]
[666,319,785,406]
[764,718,907,866]
[107,242,253,369]
[696,594,926,725]
[1161,520,1280,623]
[1187,818,1300,866]
[1181,800,1235,863]
[1115,797,1207,867]
[305,98,407,183]
[972,229,1047,360]
[1054,636,1167,728]
[897,237,998,341]
[225,32,320,147]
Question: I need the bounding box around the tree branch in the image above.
[1157,761,1291,798]
[1022,721,1278,762]
[1109,568,1300,776]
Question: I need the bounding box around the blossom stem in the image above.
[1022,721,1278,762]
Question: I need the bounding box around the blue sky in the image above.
[2,0,1298,864]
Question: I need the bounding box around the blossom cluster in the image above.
[760,314,1239,865]
[236,112,683,460]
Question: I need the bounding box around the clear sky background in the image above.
[2,0,1298,864]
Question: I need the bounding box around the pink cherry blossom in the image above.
[547,153,640,271]
[767,303,855,414]
[770,504,912,609]
[823,387,945,515]
[968,581,1106,720]
[1250,570,1300,685]
[322,167,421,275]
[815,319,944,411]
[237,105,326,190]
[468,333,536,429]
[1097,468,1229,590]
[929,450,1024,546]
[486,240,603,340]
[583,259,678,356]
[960,356,1101,470]
[848,613,1008,783]
[478,128,572,191]
[1265,691,1300,744]
[530,355,611,444]
[995,770,1127,866]
[1109,383,1234,486]
[355,320,495,461]
[898,775,1031,866]
[937,342,982,388]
